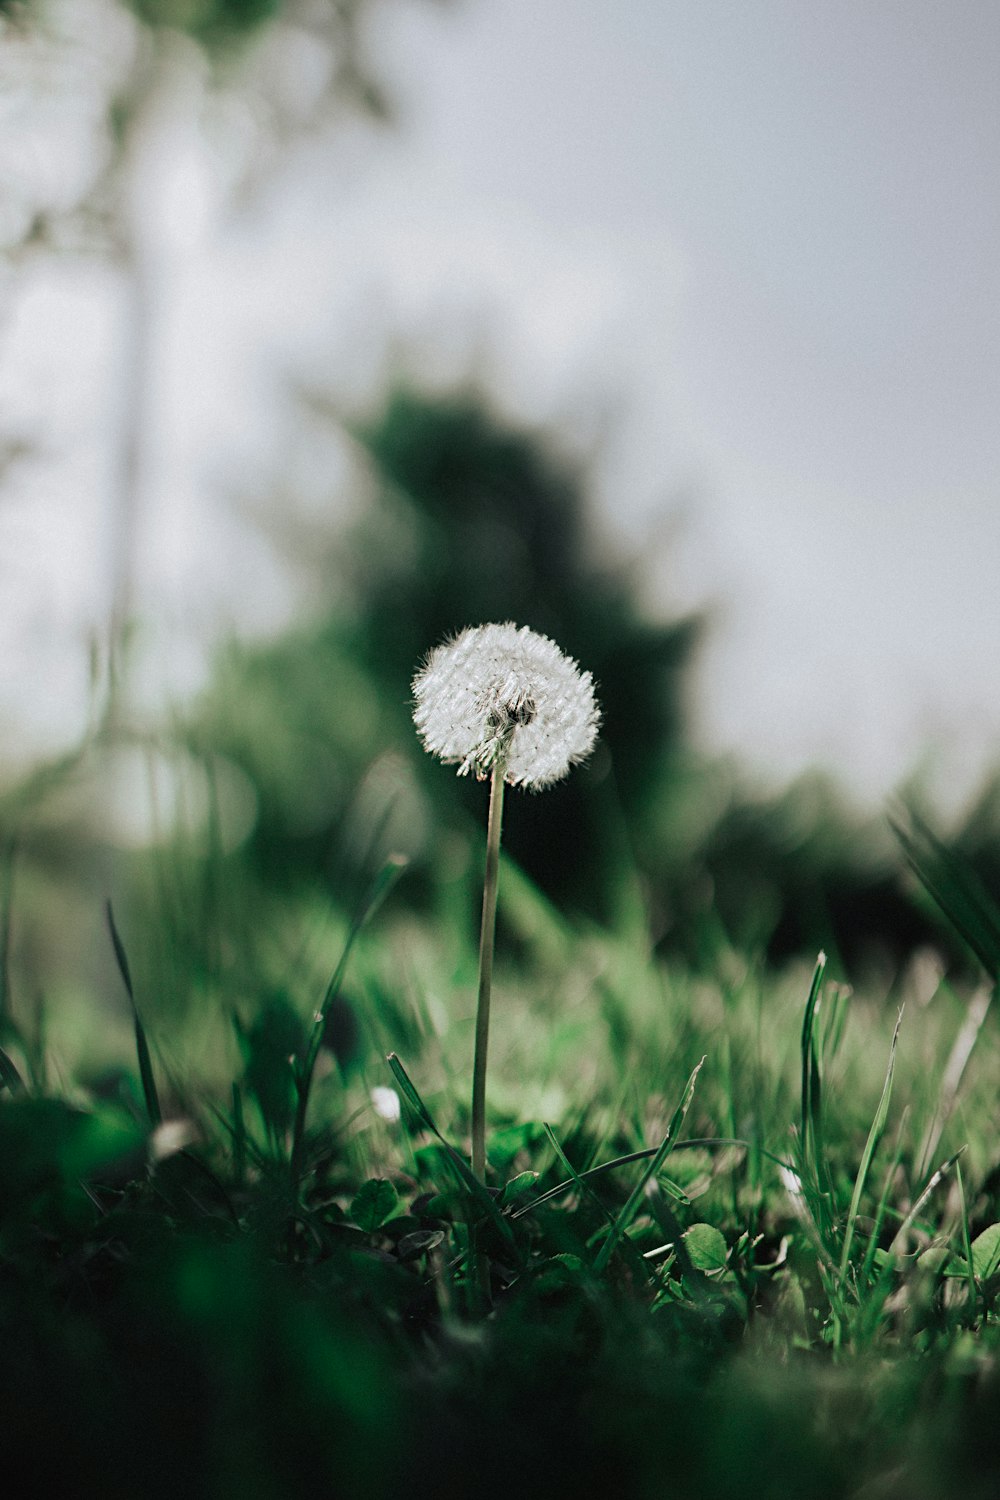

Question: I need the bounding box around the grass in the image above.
[3,805,1000,1498]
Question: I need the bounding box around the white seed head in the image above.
[412,622,600,789]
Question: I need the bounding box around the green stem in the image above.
[471,765,505,1182]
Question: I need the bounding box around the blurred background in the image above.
[2,0,1000,1030]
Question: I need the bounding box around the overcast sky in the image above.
[2,0,999,816]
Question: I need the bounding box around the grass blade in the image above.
[542,1122,616,1229]
[838,1008,903,1291]
[917,982,992,1179]
[886,1147,966,1259]
[386,1052,518,1255]
[231,1081,247,1187]
[956,1160,977,1321]
[510,1137,752,1221]
[0,835,15,1023]
[592,1056,705,1275]
[106,900,161,1128]
[290,853,408,1180]
[0,1042,24,1094]
[800,951,827,1179]
[860,1108,909,1287]
[892,810,1000,980]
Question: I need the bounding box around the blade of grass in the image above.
[106,900,161,1128]
[822,979,852,1068]
[290,853,408,1181]
[542,1122,616,1230]
[777,1158,840,1278]
[388,1048,496,1312]
[0,835,15,1023]
[511,1137,755,1221]
[917,982,992,1179]
[206,1097,268,1172]
[0,1042,24,1094]
[886,1147,966,1260]
[797,952,840,1252]
[838,1008,903,1292]
[592,1057,705,1276]
[800,951,827,1182]
[892,810,1000,980]
[26,990,47,1092]
[231,1081,247,1187]
[386,1052,518,1257]
[955,1160,977,1322]
[860,1107,909,1287]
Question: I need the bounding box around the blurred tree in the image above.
[127,0,280,41]
[374,483,972,973]
[659,770,936,973]
[4,2,994,986]
[196,381,991,974]
[346,385,703,914]
[196,380,703,925]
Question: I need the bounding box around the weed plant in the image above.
[2,791,1000,1499]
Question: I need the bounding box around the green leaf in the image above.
[532,1253,588,1293]
[970,1223,1000,1280]
[919,1246,958,1275]
[498,1170,538,1208]
[548,1252,586,1273]
[350,1178,398,1232]
[0,1097,145,1211]
[683,1223,729,1273]
[487,1120,547,1171]
[396,1229,444,1260]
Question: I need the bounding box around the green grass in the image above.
[3,810,1000,1499]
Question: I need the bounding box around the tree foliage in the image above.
[126,0,278,43]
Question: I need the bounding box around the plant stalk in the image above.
[471,764,505,1181]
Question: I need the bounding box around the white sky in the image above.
[1,0,999,816]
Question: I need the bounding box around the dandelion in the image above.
[413,622,600,1181]
[412,621,600,788]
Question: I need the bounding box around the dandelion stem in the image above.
[472,764,505,1181]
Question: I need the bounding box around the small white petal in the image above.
[412,622,600,789]
[150,1118,197,1161]
[371,1086,402,1122]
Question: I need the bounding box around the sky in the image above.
[1,0,999,818]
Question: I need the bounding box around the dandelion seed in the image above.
[412,621,600,789]
[412,622,600,1187]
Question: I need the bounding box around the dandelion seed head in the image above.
[412,622,600,789]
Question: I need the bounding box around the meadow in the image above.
[4,5,998,1494]
[3,754,1000,1500]
[2,392,999,1500]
